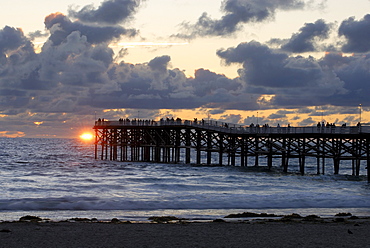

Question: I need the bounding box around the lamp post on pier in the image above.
[359,104,362,124]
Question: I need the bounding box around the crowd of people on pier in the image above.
[316,121,362,128]
[317,122,340,128]
[96,117,363,133]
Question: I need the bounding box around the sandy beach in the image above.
[1,216,370,248]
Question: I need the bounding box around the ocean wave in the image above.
[1,194,370,211]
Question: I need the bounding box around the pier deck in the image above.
[93,120,370,182]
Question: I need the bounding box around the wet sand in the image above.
[1,217,370,248]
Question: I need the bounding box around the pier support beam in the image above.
[299,139,306,175]
[367,139,370,183]
[281,138,287,172]
[230,136,236,166]
[254,137,259,167]
[185,129,191,164]
[267,138,273,170]
[283,138,291,173]
[207,131,212,165]
[241,137,246,167]
[219,134,223,166]
[196,130,201,165]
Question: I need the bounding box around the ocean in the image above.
[1,138,370,222]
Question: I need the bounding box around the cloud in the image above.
[298,117,316,126]
[79,62,247,111]
[320,52,370,105]
[68,0,143,25]
[0,26,30,53]
[27,30,49,40]
[279,19,333,53]
[217,41,341,88]
[148,55,171,73]
[44,12,137,46]
[0,26,39,91]
[175,0,310,38]
[339,14,370,53]
[219,113,243,124]
[217,40,348,107]
[2,10,369,118]
[0,131,25,138]
[1,2,370,137]
[190,68,242,97]
[216,34,370,109]
[38,31,115,87]
[267,109,294,119]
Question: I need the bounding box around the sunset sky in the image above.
[0,0,370,138]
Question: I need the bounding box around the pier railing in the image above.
[94,119,368,135]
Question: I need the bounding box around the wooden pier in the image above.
[93,119,370,182]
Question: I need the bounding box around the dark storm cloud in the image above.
[190,68,242,97]
[217,41,340,88]
[68,0,143,25]
[44,12,137,46]
[38,30,115,87]
[217,40,348,107]
[268,113,286,119]
[280,19,332,53]
[0,26,39,92]
[77,60,247,111]
[0,26,29,53]
[148,55,171,73]
[320,52,370,106]
[216,33,370,109]
[176,0,307,38]
[0,20,123,114]
[339,14,370,53]
[209,109,226,115]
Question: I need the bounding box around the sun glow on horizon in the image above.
[80,132,94,141]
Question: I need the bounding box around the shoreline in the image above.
[1,215,370,248]
[2,206,370,222]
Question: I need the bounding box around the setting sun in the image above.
[80,132,94,141]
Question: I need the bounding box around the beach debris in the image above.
[111,218,120,223]
[303,215,321,221]
[213,219,226,223]
[335,212,352,217]
[19,215,42,222]
[0,229,11,233]
[348,229,353,234]
[224,212,281,218]
[110,218,131,224]
[279,213,304,222]
[283,213,302,219]
[148,216,185,223]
